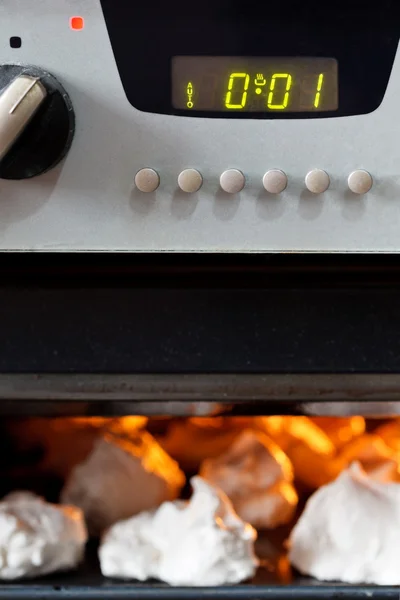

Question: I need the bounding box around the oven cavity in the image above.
[0,415,398,591]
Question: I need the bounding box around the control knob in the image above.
[0,65,75,180]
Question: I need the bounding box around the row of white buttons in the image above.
[135,168,373,195]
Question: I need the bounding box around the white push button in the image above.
[220,169,245,194]
[305,169,330,194]
[348,170,373,195]
[135,168,160,193]
[263,170,288,194]
[178,169,203,193]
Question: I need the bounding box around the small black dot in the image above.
[10,37,22,49]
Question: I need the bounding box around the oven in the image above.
[1,1,400,598]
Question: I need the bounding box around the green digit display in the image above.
[225,73,250,109]
[314,74,324,108]
[172,57,338,113]
[267,73,293,110]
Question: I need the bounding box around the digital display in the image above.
[172,57,338,113]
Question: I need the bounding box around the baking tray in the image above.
[0,537,398,600]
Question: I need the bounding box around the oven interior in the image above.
[0,408,399,599]
[0,255,399,597]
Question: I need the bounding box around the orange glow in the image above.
[256,416,336,456]
[311,417,366,448]
[5,415,400,503]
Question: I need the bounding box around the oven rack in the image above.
[0,539,398,600]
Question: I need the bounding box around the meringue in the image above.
[0,492,87,580]
[289,462,400,584]
[99,476,258,586]
[61,430,185,536]
[200,429,298,528]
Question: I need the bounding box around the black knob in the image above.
[0,64,75,180]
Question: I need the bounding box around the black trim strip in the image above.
[0,284,399,374]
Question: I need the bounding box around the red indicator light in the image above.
[70,16,84,31]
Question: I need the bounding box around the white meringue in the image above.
[289,462,400,584]
[4,491,41,503]
[200,429,298,529]
[99,476,258,586]
[61,431,185,536]
[0,493,87,580]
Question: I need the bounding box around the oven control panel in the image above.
[0,0,399,252]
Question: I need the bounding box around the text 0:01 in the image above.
[225,72,325,110]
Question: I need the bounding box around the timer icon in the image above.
[254,74,266,95]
